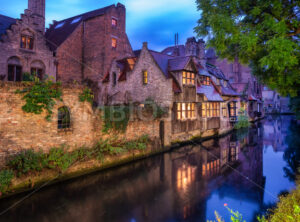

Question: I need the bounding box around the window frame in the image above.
[57,106,71,131]
[202,102,220,118]
[142,70,148,85]
[182,71,195,85]
[229,102,237,117]
[8,64,22,82]
[112,38,117,49]
[177,102,196,120]
[200,75,210,85]
[20,34,34,50]
[31,67,44,81]
[111,18,118,27]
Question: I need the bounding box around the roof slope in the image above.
[197,85,223,102]
[161,45,186,57]
[0,14,16,40]
[149,50,174,77]
[168,56,191,71]
[45,5,114,51]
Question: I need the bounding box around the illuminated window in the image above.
[202,102,220,117]
[222,103,227,117]
[201,103,206,117]
[112,38,117,48]
[229,102,237,117]
[200,75,210,85]
[142,70,148,85]
[177,103,196,120]
[182,71,195,85]
[112,18,117,27]
[216,78,220,85]
[20,35,34,50]
[224,80,228,87]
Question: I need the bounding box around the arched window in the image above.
[31,60,45,80]
[58,106,71,130]
[7,56,22,81]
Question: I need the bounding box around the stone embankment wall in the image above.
[0,82,161,163]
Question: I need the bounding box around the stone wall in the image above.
[0,82,161,160]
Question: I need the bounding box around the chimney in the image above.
[143,42,148,49]
[28,0,45,33]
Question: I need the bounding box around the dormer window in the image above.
[216,78,220,85]
[182,71,195,85]
[112,18,117,27]
[20,35,34,50]
[200,76,210,85]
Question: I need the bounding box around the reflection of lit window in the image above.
[202,159,220,177]
[176,165,196,190]
[222,149,227,165]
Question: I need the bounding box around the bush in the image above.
[234,108,250,130]
[257,180,300,222]
[0,170,14,193]
[46,147,76,172]
[79,87,94,104]
[8,150,47,177]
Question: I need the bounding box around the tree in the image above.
[195,0,300,97]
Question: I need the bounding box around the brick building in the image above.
[45,3,133,86]
[0,0,56,81]
[205,48,264,120]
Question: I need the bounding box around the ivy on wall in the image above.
[16,80,63,121]
[79,87,94,105]
[102,106,130,133]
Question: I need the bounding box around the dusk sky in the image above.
[0,0,200,51]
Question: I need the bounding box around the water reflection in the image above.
[0,116,298,222]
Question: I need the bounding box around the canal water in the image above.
[0,115,299,222]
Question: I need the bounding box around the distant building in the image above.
[262,86,292,114]
[205,48,264,121]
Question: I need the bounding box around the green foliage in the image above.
[16,80,62,121]
[289,93,300,120]
[22,72,35,82]
[144,98,168,119]
[79,87,94,105]
[234,108,250,129]
[0,170,14,193]
[8,150,47,177]
[195,0,300,97]
[46,147,76,172]
[102,106,130,133]
[257,179,300,222]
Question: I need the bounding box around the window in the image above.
[55,22,65,29]
[112,38,117,48]
[222,103,227,117]
[201,102,220,117]
[58,107,71,130]
[216,78,220,85]
[112,18,117,27]
[200,75,210,85]
[20,35,34,50]
[177,103,196,120]
[71,17,81,24]
[8,65,22,81]
[182,71,195,85]
[31,67,44,80]
[229,102,237,117]
[142,70,148,85]
[224,80,228,87]
[113,72,117,86]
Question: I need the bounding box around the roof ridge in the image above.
[54,4,114,24]
[0,14,16,20]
